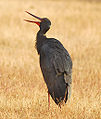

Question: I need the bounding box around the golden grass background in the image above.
[0,0,101,119]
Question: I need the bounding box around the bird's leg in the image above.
[48,91,50,110]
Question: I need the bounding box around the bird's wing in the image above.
[40,39,72,99]
[52,48,72,83]
[52,46,72,99]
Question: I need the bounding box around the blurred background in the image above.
[0,0,100,119]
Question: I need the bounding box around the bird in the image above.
[24,11,72,108]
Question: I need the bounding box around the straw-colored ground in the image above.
[0,0,100,119]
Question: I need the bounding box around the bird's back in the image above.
[39,38,72,105]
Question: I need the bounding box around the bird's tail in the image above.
[48,76,68,105]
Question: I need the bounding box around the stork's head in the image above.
[24,11,51,34]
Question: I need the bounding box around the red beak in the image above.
[24,11,43,26]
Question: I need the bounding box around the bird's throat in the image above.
[35,30,46,54]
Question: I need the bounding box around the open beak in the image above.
[24,11,43,26]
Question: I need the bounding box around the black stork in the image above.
[24,11,72,108]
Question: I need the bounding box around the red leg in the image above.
[48,91,50,110]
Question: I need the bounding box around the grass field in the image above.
[0,0,101,119]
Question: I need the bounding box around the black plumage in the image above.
[25,11,72,106]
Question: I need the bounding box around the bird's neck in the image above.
[36,30,47,54]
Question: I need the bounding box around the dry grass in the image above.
[0,0,101,119]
